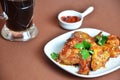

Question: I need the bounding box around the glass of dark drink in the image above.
[0,0,38,41]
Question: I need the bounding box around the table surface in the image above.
[0,0,120,80]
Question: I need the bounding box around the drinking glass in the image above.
[0,0,38,41]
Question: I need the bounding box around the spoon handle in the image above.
[81,6,94,17]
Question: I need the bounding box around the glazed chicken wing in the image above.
[91,42,110,70]
[58,31,120,74]
[91,34,120,71]
[105,34,120,57]
[59,37,82,65]
[59,31,93,74]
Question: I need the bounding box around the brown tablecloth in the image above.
[0,0,120,80]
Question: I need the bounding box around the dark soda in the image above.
[1,0,34,31]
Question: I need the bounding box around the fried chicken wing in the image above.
[90,34,120,70]
[59,31,92,74]
[91,42,110,70]
[57,31,120,75]
[59,37,82,65]
[105,35,120,57]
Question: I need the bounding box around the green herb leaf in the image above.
[82,40,91,49]
[81,49,90,60]
[74,43,84,49]
[51,52,59,60]
[74,40,91,49]
[74,40,92,60]
[96,35,108,46]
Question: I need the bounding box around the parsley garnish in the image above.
[74,40,91,49]
[51,52,59,60]
[74,40,93,60]
[96,35,108,46]
[74,43,84,49]
[81,49,90,60]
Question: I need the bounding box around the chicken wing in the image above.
[58,31,120,74]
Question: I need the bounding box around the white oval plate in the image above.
[44,28,120,78]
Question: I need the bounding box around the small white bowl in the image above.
[58,6,94,30]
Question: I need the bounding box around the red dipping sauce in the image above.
[61,16,81,23]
